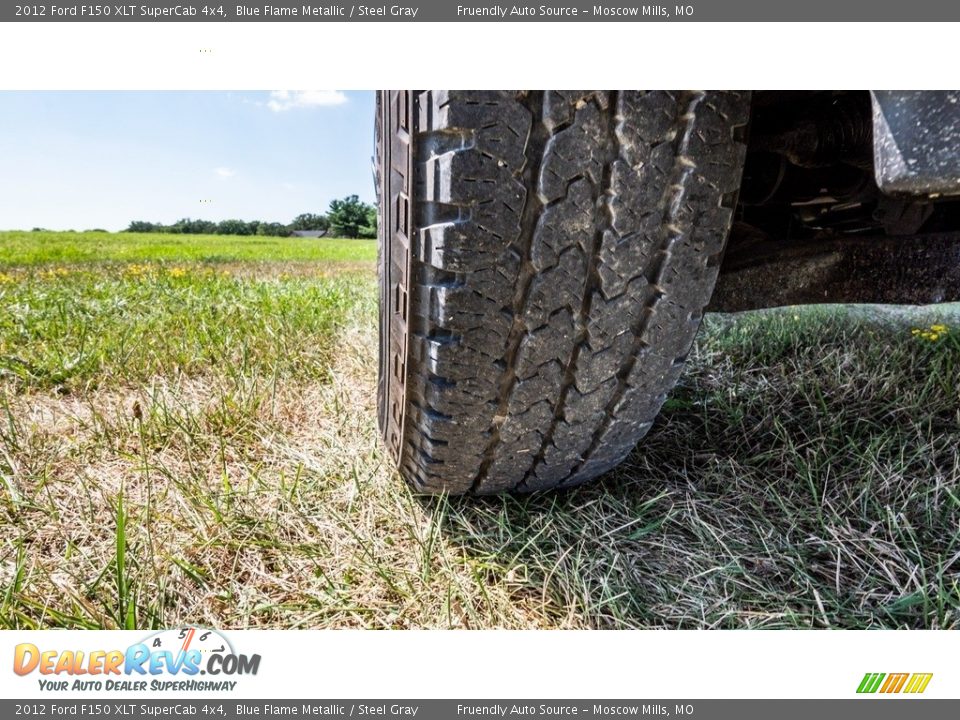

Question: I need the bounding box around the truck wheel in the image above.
[377,90,749,494]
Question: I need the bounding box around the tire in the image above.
[377,90,750,495]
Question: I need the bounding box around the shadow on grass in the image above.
[423,306,960,629]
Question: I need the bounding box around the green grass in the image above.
[0,230,376,266]
[1,231,958,629]
[0,265,372,392]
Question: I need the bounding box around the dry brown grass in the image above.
[2,258,959,629]
[2,321,567,628]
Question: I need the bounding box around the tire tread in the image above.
[378,90,749,494]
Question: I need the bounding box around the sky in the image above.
[0,91,376,231]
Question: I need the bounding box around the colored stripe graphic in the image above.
[857,673,885,694]
[880,673,909,693]
[857,672,932,694]
[904,673,934,694]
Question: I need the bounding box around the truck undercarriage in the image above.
[713,90,960,312]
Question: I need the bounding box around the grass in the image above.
[0,230,377,266]
[1,230,959,629]
[0,264,371,391]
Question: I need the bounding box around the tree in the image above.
[328,195,375,239]
[126,221,157,233]
[217,219,253,236]
[122,203,376,237]
[290,213,329,232]
[257,222,289,237]
[170,218,217,234]
[358,205,378,239]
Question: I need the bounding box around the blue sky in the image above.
[0,91,375,231]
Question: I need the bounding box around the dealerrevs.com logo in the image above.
[13,627,260,692]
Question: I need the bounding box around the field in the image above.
[1,230,959,629]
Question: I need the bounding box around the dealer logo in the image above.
[13,626,260,692]
[856,672,933,694]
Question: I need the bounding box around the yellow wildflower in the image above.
[167,267,187,278]
[912,323,950,342]
[124,263,150,277]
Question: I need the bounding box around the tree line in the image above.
[126,195,376,239]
